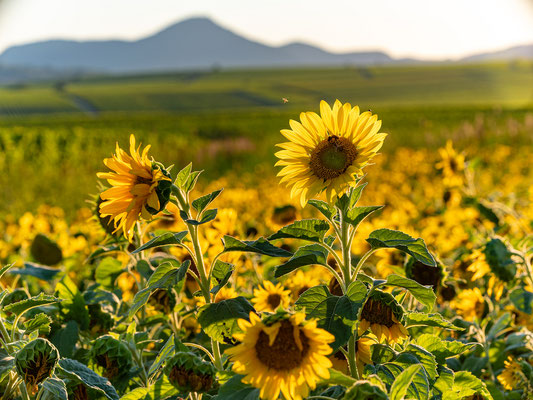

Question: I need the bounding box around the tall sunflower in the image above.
[226,312,334,400]
[275,100,386,206]
[97,135,171,240]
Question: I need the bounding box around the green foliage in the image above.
[274,244,328,277]
[268,219,331,243]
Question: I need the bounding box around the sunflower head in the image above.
[164,352,216,393]
[97,134,172,240]
[15,338,59,392]
[359,290,408,343]
[251,281,291,313]
[226,311,334,400]
[405,257,443,291]
[90,335,133,381]
[276,100,386,206]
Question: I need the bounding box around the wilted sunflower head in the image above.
[97,134,172,240]
[359,290,408,343]
[164,352,216,393]
[15,338,59,392]
[90,335,133,381]
[226,311,334,400]
[275,100,386,206]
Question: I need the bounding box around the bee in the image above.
[282,98,289,103]
[368,109,373,113]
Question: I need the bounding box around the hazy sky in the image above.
[0,0,532,60]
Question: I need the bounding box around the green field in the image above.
[0,62,532,216]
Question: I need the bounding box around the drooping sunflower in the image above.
[275,100,386,206]
[359,290,408,343]
[97,135,171,240]
[252,281,291,312]
[226,312,334,400]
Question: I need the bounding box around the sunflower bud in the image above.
[90,335,132,380]
[344,380,388,400]
[30,233,63,265]
[15,338,59,390]
[164,352,216,393]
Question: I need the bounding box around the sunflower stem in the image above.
[348,334,359,379]
[352,248,379,282]
[339,207,351,293]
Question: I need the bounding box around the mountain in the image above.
[0,17,392,74]
[461,44,533,62]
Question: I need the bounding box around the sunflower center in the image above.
[266,294,282,309]
[255,320,310,371]
[361,298,395,327]
[309,135,357,181]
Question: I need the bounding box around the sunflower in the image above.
[497,357,523,390]
[275,100,386,206]
[359,291,408,343]
[252,281,291,312]
[215,286,238,303]
[97,134,171,240]
[436,140,465,187]
[285,270,320,298]
[451,288,485,321]
[226,312,334,400]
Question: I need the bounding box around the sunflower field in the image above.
[0,97,532,400]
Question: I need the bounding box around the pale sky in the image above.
[0,0,532,60]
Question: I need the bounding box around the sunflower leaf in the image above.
[335,182,367,213]
[211,260,235,294]
[366,229,436,267]
[509,287,533,314]
[222,235,292,257]
[268,219,331,243]
[197,297,256,343]
[185,208,218,225]
[381,274,436,310]
[56,358,119,400]
[404,312,463,331]
[274,244,328,278]
[345,206,384,229]
[446,371,493,400]
[132,231,188,254]
[295,281,368,350]
[39,377,68,400]
[192,188,223,214]
[4,293,61,317]
[308,200,336,220]
[9,262,61,281]
[217,374,260,400]
[24,313,52,336]
[390,364,422,400]
[415,334,480,365]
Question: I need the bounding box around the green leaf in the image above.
[366,229,435,266]
[487,312,512,341]
[390,364,422,400]
[95,257,124,289]
[372,360,430,400]
[308,199,336,220]
[398,344,438,383]
[383,275,436,310]
[295,281,368,349]
[211,260,235,294]
[404,312,463,331]
[0,263,15,280]
[128,288,152,319]
[509,288,533,314]
[217,374,260,400]
[483,238,515,282]
[87,245,121,262]
[274,244,328,278]
[183,170,202,193]
[415,334,479,364]
[321,368,357,387]
[0,350,15,382]
[146,259,190,289]
[268,219,330,243]
[222,236,292,257]
[56,358,119,400]
[444,371,493,400]
[144,375,180,400]
[336,182,367,212]
[4,293,61,316]
[132,231,188,254]
[197,297,256,343]
[345,206,383,228]
[39,377,68,400]
[9,262,61,281]
[24,313,52,335]
[185,208,218,225]
[433,366,455,396]
[174,162,192,188]
[55,274,90,330]
[192,189,223,214]
[51,320,79,358]
[120,388,149,400]
[148,334,175,377]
